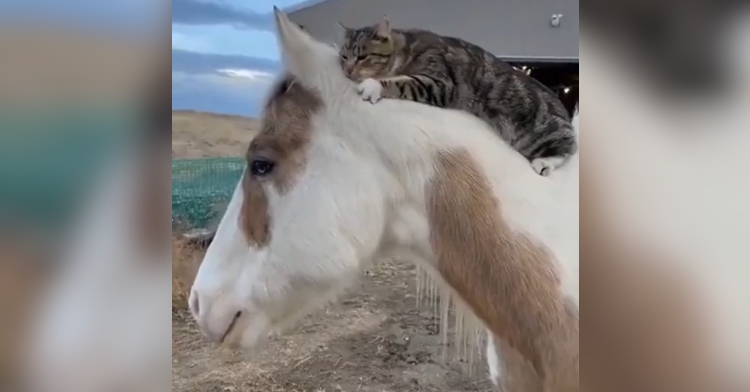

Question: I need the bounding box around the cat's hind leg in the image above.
[528,124,578,176]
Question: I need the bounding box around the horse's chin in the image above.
[220,309,311,352]
[221,299,320,351]
[226,279,358,351]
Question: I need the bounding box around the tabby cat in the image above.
[337,17,577,176]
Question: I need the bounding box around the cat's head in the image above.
[337,17,401,81]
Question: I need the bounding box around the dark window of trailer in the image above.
[508,61,579,118]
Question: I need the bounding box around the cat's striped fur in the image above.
[338,18,577,176]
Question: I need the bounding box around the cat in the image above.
[337,17,578,176]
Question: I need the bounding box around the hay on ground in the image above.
[172,238,204,310]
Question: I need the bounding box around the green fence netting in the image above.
[0,106,136,232]
[172,157,245,231]
[0,106,247,234]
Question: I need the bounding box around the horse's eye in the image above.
[250,159,275,177]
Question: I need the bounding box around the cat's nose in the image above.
[344,62,356,74]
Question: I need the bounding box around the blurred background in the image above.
[0,1,168,391]
[581,1,750,391]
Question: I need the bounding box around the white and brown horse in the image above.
[190,9,579,392]
[22,144,171,392]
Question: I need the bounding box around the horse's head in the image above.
[189,9,388,349]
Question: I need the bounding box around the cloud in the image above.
[217,68,276,82]
[172,0,273,31]
[171,32,213,53]
[172,71,274,116]
[0,0,162,34]
[172,49,280,76]
[171,49,280,116]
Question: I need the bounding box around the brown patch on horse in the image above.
[427,149,578,392]
[580,169,734,392]
[491,336,544,392]
[239,75,322,246]
[240,174,272,247]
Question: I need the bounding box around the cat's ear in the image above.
[336,21,350,33]
[335,21,350,43]
[375,16,392,38]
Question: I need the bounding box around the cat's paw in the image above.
[357,78,383,104]
[531,157,565,176]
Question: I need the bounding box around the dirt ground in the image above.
[172,111,494,392]
[171,110,260,159]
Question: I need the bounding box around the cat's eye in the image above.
[356,54,368,61]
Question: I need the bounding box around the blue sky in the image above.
[0,0,160,33]
[172,0,318,117]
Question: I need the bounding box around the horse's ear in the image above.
[273,6,310,56]
[272,7,330,80]
[272,7,344,90]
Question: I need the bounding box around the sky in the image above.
[172,0,317,117]
[0,0,160,32]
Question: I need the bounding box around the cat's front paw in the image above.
[357,78,383,104]
[531,157,565,176]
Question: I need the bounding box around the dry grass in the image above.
[0,23,155,105]
[171,243,494,392]
[172,238,204,311]
[172,110,260,158]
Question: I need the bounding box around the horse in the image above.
[189,9,579,391]
[22,144,171,392]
